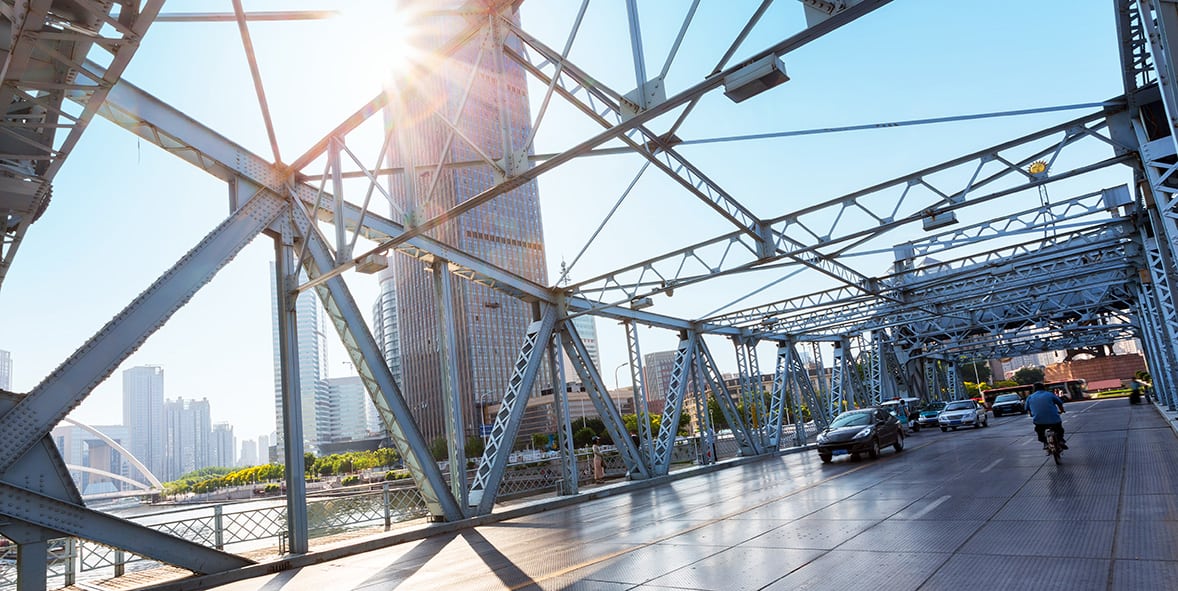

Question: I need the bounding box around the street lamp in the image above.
[613,362,628,390]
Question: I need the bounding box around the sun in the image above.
[335,0,426,83]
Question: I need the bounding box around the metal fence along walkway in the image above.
[147,399,1178,591]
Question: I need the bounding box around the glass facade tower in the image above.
[387,8,548,443]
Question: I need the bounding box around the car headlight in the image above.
[816,432,828,443]
[854,427,873,439]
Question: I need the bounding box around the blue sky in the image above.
[0,1,1127,444]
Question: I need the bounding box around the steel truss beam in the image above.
[696,338,760,455]
[288,196,463,522]
[0,1,165,291]
[623,321,654,471]
[470,306,556,514]
[560,320,649,479]
[650,333,694,475]
[546,333,579,494]
[733,336,765,447]
[563,109,1131,308]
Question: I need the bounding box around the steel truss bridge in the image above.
[2,0,1178,588]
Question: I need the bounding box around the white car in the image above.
[938,399,988,431]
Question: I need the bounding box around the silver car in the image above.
[938,399,988,431]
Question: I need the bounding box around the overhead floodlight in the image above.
[630,297,654,310]
[723,54,789,103]
[922,211,958,231]
[356,253,388,274]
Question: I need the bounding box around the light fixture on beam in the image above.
[356,253,388,274]
[630,296,654,310]
[922,210,958,231]
[723,54,789,103]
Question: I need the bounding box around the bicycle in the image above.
[1045,428,1062,464]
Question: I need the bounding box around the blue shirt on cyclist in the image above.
[1026,386,1064,425]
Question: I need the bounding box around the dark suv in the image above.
[815,408,904,463]
[991,393,1026,417]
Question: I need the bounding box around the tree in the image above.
[573,427,596,448]
[464,436,485,458]
[1012,366,1044,385]
[959,360,991,383]
[531,432,551,450]
[707,396,729,430]
[429,437,448,461]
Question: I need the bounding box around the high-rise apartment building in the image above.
[162,397,211,481]
[238,438,258,467]
[211,422,235,468]
[0,349,11,390]
[270,264,331,455]
[122,365,165,481]
[386,7,548,443]
[259,434,271,464]
[643,350,677,406]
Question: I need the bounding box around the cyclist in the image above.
[1026,382,1067,450]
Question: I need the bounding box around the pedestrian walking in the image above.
[591,436,605,483]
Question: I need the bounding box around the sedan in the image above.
[938,399,988,431]
[915,401,946,429]
[816,408,904,463]
[991,393,1026,417]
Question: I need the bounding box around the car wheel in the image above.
[819,452,832,463]
[868,439,880,459]
[941,427,948,432]
[894,432,904,452]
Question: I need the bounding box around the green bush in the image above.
[341,475,360,486]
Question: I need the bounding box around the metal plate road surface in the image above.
[192,399,1177,590]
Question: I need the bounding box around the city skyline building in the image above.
[369,267,401,439]
[163,396,212,481]
[325,376,376,442]
[270,264,332,455]
[563,315,600,386]
[385,7,548,443]
[643,350,677,406]
[0,348,11,390]
[211,422,235,468]
[122,365,165,481]
[238,438,258,467]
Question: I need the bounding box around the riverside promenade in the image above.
[144,398,1177,591]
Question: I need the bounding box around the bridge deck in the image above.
[187,399,1177,590]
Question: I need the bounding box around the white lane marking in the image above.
[981,458,1003,473]
[910,495,951,520]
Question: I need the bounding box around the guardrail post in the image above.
[64,538,75,586]
[382,482,392,530]
[114,547,125,578]
[214,505,225,550]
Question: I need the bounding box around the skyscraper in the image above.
[238,438,258,467]
[122,365,164,482]
[370,267,402,437]
[162,397,211,481]
[270,264,331,455]
[643,350,677,404]
[0,349,11,390]
[386,7,548,443]
[211,422,235,468]
[325,376,376,442]
[563,315,600,384]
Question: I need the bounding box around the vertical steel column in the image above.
[733,336,763,445]
[1136,283,1173,406]
[651,332,694,475]
[560,322,647,478]
[329,136,348,263]
[622,320,653,470]
[766,343,789,450]
[1143,234,1178,409]
[470,306,556,514]
[625,0,649,109]
[696,338,760,455]
[829,340,847,417]
[868,332,884,405]
[274,235,309,554]
[925,360,941,401]
[15,541,46,591]
[547,326,578,495]
[946,362,966,401]
[690,352,714,465]
[431,258,467,511]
